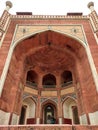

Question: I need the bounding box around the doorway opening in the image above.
[19,105,27,124]
[43,103,57,124]
[72,106,80,124]
[63,97,80,124]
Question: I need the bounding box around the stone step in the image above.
[0,125,98,130]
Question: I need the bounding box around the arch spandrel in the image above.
[12,24,87,48]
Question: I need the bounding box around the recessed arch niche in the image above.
[63,97,80,124]
[19,97,36,124]
[61,70,73,87]
[42,73,56,88]
[26,70,38,87]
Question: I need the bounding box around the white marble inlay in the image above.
[0,110,10,125]
[80,114,88,124]
[11,113,19,125]
[89,111,98,125]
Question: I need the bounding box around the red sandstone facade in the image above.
[0,1,98,127]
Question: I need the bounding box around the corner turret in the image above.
[87,2,94,12]
[5,1,13,12]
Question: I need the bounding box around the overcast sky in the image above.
[0,0,98,16]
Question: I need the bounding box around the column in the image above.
[57,75,63,124]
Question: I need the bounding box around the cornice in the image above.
[10,15,89,20]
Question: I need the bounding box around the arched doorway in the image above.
[63,97,80,124]
[19,97,36,124]
[42,102,57,124]
[19,105,27,124]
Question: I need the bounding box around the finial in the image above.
[87,2,94,12]
[5,1,13,11]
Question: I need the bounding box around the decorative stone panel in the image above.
[12,24,86,46]
[61,87,75,96]
[24,87,38,95]
[41,90,57,97]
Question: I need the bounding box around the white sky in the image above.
[0,0,98,16]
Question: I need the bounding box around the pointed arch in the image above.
[61,70,73,87]
[62,96,79,124]
[19,97,36,124]
[41,99,57,124]
[26,70,38,87]
[23,96,37,104]
[42,73,56,88]
[62,96,77,105]
[12,28,87,49]
[0,27,98,99]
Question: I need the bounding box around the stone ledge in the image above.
[0,125,98,130]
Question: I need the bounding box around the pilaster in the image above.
[0,1,12,46]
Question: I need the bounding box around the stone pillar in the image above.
[56,75,61,88]
[36,74,42,124]
[57,80,63,124]
[59,118,62,124]
[36,96,41,124]
[36,118,40,124]
[38,75,43,88]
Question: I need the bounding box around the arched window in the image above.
[42,74,56,88]
[61,71,72,87]
[26,70,38,87]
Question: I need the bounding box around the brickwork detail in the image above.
[61,87,74,95]
[24,87,38,95]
